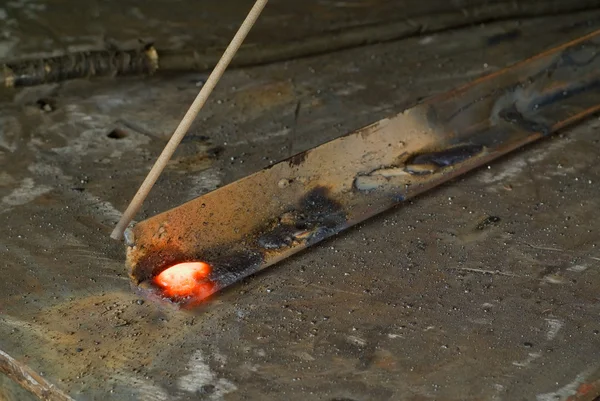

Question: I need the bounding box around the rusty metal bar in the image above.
[2,46,159,88]
[126,30,600,307]
[0,350,74,401]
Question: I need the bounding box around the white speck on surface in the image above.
[116,375,169,401]
[347,335,367,346]
[23,163,121,224]
[295,351,315,361]
[512,352,542,367]
[567,264,588,272]
[543,275,565,284]
[419,36,434,45]
[52,127,151,162]
[79,192,123,224]
[227,127,291,147]
[0,115,22,152]
[50,103,151,163]
[27,163,68,178]
[536,368,595,401]
[0,171,15,186]
[478,138,566,187]
[468,318,492,325]
[178,350,237,400]
[334,82,367,96]
[2,178,52,206]
[187,169,223,199]
[490,383,505,401]
[478,158,527,185]
[544,319,563,341]
[213,350,228,365]
[109,150,123,159]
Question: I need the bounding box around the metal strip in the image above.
[126,30,600,307]
[0,350,75,401]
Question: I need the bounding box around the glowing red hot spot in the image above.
[153,262,212,299]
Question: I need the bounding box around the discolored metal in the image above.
[126,29,600,306]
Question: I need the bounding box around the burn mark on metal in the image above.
[407,144,484,171]
[561,44,600,67]
[126,30,600,306]
[132,188,346,305]
[257,187,346,249]
[353,166,407,192]
[354,143,484,191]
[287,150,310,167]
[257,225,298,250]
[498,105,550,135]
[446,40,600,126]
[534,79,600,110]
[207,250,264,288]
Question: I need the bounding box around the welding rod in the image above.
[110,0,269,240]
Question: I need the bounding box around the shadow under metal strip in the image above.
[125,29,600,307]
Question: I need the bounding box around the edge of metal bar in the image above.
[126,29,600,307]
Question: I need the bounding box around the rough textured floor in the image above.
[1,5,600,401]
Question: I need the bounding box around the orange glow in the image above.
[153,262,212,299]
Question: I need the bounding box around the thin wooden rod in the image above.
[110,0,269,240]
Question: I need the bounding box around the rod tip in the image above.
[110,227,125,241]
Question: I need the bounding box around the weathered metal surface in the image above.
[2,1,599,87]
[127,30,600,306]
[2,11,600,400]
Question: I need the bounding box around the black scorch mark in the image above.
[406,144,484,174]
[486,29,522,46]
[257,186,347,250]
[208,250,264,288]
[498,105,550,135]
[476,215,501,230]
[287,150,309,167]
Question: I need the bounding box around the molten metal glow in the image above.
[153,262,212,299]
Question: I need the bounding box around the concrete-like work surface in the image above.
[1,1,600,400]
